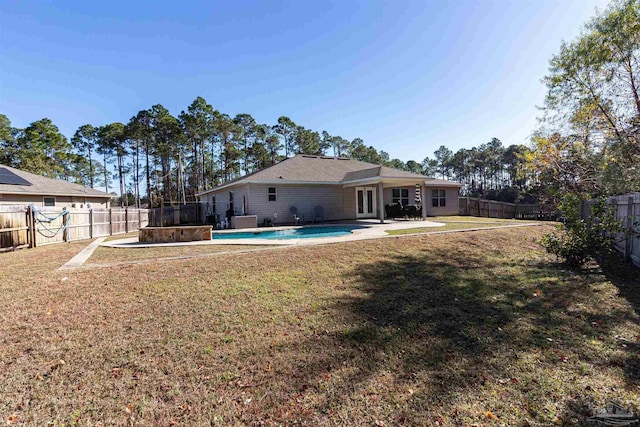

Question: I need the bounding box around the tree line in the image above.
[0,101,536,207]
[4,1,634,210]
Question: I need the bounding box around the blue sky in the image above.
[1,0,608,162]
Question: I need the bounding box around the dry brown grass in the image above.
[386,221,521,235]
[89,244,266,264]
[103,231,139,242]
[1,226,638,426]
[429,215,527,223]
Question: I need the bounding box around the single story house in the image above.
[196,155,461,225]
[0,164,112,209]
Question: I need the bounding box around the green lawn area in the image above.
[1,226,638,425]
[386,221,515,235]
[429,215,529,223]
[387,215,534,235]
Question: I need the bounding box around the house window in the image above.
[432,189,446,207]
[211,195,216,215]
[43,197,56,207]
[392,188,409,205]
[268,187,277,202]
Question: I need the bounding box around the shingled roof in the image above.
[198,155,460,195]
[0,164,112,198]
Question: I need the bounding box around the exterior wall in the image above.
[382,186,459,216]
[0,194,110,209]
[247,184,352,223]
[426,187,459,216]
[200,183,460,224]
[343,187,356,218]
[202,184,357,224]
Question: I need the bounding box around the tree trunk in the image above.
[145,144,151,207]
[88,146,94,188]
[103,153,109,193]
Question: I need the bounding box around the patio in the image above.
[101,219,447,248]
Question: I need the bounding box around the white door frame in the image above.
[355,186,377,218]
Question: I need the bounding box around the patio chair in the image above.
[404,205,422,220]
[290,206,303,225]
[313,205,325,223]
[384,203,404,219]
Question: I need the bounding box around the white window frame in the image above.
[43,196,56,207]
[267,187,277,202]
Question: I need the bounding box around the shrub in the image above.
[541,195,622,267]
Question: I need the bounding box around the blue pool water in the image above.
[213,225,362,240]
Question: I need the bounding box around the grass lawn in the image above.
[387,216,536,235]
[103,231,139,242]
[89,244,267,264]
[1,226,638,426]
[386,221,521,235]
[429,215,529,223]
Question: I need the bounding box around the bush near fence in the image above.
[0,207,150,250]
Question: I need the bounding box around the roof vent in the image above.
[301,155,318,158]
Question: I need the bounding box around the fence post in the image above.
[63,211,69,243]
[138,209,142,230]
[27,206,36,248]
[125,208,129,233]
[89,209,93,239]
[625,196,634,262]
[109,208,113,235]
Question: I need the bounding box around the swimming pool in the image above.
[212,225,362,240]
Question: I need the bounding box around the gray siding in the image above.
[342,187,356,218]
[201,183,459,224]
[383,186,459,216]
[203,184,360,224]
[426,187,459,216]
[247,184,352,223]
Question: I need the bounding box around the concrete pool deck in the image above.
[101,219,447,248]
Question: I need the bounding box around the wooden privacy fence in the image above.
[458,197,557,220]
[607,193,639,267]
[0,207,150,250]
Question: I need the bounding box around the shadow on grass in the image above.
[597,255,640,389]
[258,248,639,425]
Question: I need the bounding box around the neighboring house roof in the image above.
[197,155,461,196]
[0,164,112,198]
